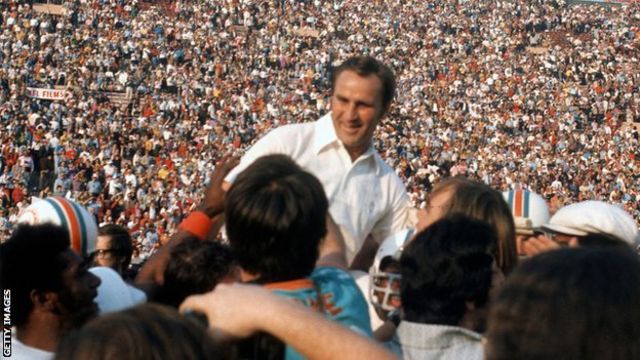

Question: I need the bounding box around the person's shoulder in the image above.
[311,266,355,282]
[263,121,314,140]
[373,155,406,184]
[373,154,392,169]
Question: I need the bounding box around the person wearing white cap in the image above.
[89,267,146,314]
[525,200,640,255]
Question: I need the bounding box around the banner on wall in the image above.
[26,88,71,101]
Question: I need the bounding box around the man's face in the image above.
[93,235,119,270]
[330,70,385,160]
[57,249,101,328]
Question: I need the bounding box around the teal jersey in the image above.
[266,267,372,360]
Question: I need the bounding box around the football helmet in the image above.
[503,189,550,235]
[369,228,413,312]
[18,196,98,257]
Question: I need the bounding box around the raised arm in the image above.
[135,156,238,288]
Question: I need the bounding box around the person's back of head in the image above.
[487,247,640,360]
[400,214,496,327]
[1,223,71,327]
[55,303,219,360]
[225,154,327,283]
[159,237,235,308]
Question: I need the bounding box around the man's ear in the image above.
[30,289,60,314]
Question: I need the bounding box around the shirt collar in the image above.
[313,112,339,154]
[263,278,314,291]
[314,113,380,174]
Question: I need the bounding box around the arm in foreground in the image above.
[180,283,398,360]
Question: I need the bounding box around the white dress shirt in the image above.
[226,113,416,262]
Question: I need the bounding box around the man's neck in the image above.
[346,145,371,162]
[17,316,64,353]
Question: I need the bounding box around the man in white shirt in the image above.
[226,56,415,264]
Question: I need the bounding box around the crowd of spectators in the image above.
[1,0,639,263]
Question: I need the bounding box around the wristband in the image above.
[178,211,212,240]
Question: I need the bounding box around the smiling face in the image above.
[330,70,385,161]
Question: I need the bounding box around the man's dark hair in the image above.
[487,247,640,360]
[0,223,71,326]
[98,224,133,269]
[578,232,629,248]
[400,214,496,326]
[225,154,328,283]
[330,56,396,112]
[159,237,234,308]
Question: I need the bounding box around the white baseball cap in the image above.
[90,267,147,314]
[541,201,640,246]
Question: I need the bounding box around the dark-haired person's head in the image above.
[93,224,133,277]
[159,237,236,308]
[400,215,496,327]
[55,303,220,360]
[225,154,328,283]
[487,247,640,360]
[417,177,517,274]
[1,223,101,334]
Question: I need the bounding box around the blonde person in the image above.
[417,178,517,275]
[357,177,516,340]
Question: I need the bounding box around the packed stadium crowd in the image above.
[1,0,640,253]
[2,0,640,359]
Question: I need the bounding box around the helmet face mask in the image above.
[369,260,402,314]
[368,228,413,319]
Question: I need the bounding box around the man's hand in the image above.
[198,156,239,218]
[522,234,561,256]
